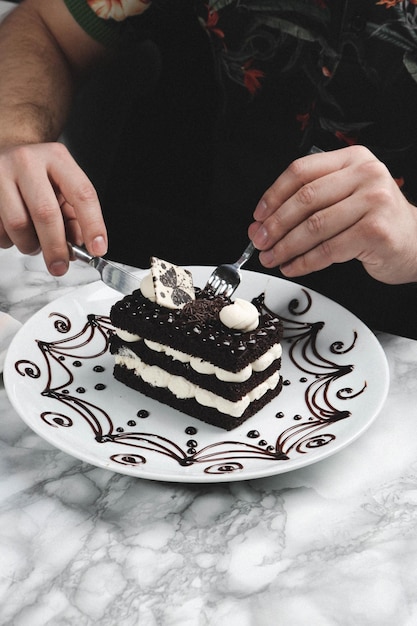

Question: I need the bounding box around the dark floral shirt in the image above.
[62,0,417,338]
[64,0,417,197]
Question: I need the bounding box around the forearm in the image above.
[0,2,98,148]
[0,7,72,146]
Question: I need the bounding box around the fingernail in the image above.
[280,261,295,276]
[254,199,268,220]
[50,260,68,276]
[259,249,276,267]
[252,225,269,248]
[248,221,261,239]
[91,236,107,257]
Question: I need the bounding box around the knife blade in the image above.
[69,244,142,295]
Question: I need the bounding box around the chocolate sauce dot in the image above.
[127,420,136,427]
[59,356,65,361]
[185,426,197,435]
[300,377,308,383]
[93,365,105,373]
[293,414,302,421]
[76,387,86,394]
[73,361,82,367]
[275,411,285,419]
[266,445,275,452]
[186,440,198,448]
[137,409,150,419]
[62,389,69,395]
[94,383,106,391]
[259,440,267,446]
[247,430,260,439]
[116,427,124,432]
[187,448,196,455]
[283,379,291,386]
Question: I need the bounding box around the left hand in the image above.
[248,145,417,285]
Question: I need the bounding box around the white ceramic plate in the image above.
[4,268,389,482]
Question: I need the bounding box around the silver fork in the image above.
[205,240,255,297]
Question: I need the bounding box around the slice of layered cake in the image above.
[109,258,283,430]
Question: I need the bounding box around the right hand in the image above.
[248,146,417,285]
[0,142,108,275]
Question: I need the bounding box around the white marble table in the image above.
[1,245,417,625]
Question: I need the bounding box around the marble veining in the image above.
[1,246,417,626]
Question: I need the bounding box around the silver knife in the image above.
[69,244,142,295]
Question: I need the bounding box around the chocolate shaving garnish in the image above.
[180,297,226,326]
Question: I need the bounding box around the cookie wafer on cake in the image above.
[110,258,283,430]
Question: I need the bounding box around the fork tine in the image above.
[221,282,237,298]
[208,277,220,291]
[224,283,236,298]
[216,280,225,295]
[210,283,221,296]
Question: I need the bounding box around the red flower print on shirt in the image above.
[375,0,402,7]
[335,130,358,145]
[87,0,150,21]
[242,60,265,95]
[203,5,225,41]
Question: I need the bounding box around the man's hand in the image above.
[0,142,107,275]
[248,145,417,285]
[0,0,109,274]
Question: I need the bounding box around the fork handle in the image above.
[236,241,256,269]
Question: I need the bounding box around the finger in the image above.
[258,195,365,268]
[48,145,107,257]
[17,166,70,275]
[0,217,13,249]
[277,225,368,277]
[253,145,373,222]
[0,182,41,254]
[274,198,398,279]
[57,193,83,246]
[251,165,360,251]
[253,150,339,221]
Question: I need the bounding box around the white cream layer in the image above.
[115,348,281,418]
[115,329,282,383]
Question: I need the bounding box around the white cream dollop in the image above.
[140,272,156,302]
[219,298,259,332]
[116,329,141,342]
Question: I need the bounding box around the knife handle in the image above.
[68,243,95,265]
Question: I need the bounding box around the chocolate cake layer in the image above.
[110,290,283,373]
[110,334,282,401]
[113,363,284,431]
